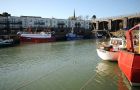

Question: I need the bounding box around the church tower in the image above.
[74,9,75,19]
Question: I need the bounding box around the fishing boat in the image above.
[66,34,83,41]
[66,28,83,41]
[95,31,107,39]
[96,37,126,61]
[0,39,14,48]
[118,24,140,86]
[66,30,76,41]
[0,35,20,48]
[94,29,126,61]
[20,31,55,43]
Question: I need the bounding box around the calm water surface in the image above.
[0,40,139,90]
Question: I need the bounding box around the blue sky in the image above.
[0,0,140,19]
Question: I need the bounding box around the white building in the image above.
[1,15,91,30]
[19,15,90,29]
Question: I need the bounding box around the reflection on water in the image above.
[0,40,140,90]
[80,61,140,90]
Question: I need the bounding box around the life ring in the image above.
[114,40,118,45]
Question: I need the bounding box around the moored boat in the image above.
[95,29,126,61]
[96,48,119,61]
[96,37,126,61]
[0,39,13,47]
[118,24,140,86]
[66,31,76,41]
[0,35,20,48]
[19,31,55,43]
[66,28,83,41]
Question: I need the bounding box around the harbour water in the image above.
[0,40,140,90]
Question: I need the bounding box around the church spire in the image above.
[74,9,75,19]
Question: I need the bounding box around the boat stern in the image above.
[118,50,140,86]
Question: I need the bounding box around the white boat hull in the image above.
[96,49,119,61]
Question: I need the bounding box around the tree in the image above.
[91,15,96,30]
[92,15,96,20]
[0,14,2,16]
[2,12,11,17]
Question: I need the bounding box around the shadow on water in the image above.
[80,60,140,90]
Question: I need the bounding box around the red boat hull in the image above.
[20,37,56,43]
[118,50,140,86]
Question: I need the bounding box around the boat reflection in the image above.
[80,61,140,90]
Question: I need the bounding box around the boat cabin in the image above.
[109,37,126,49]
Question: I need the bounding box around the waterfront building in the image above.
[19,15,90,31]
[1,12,139,39]
[0,15,22,35]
